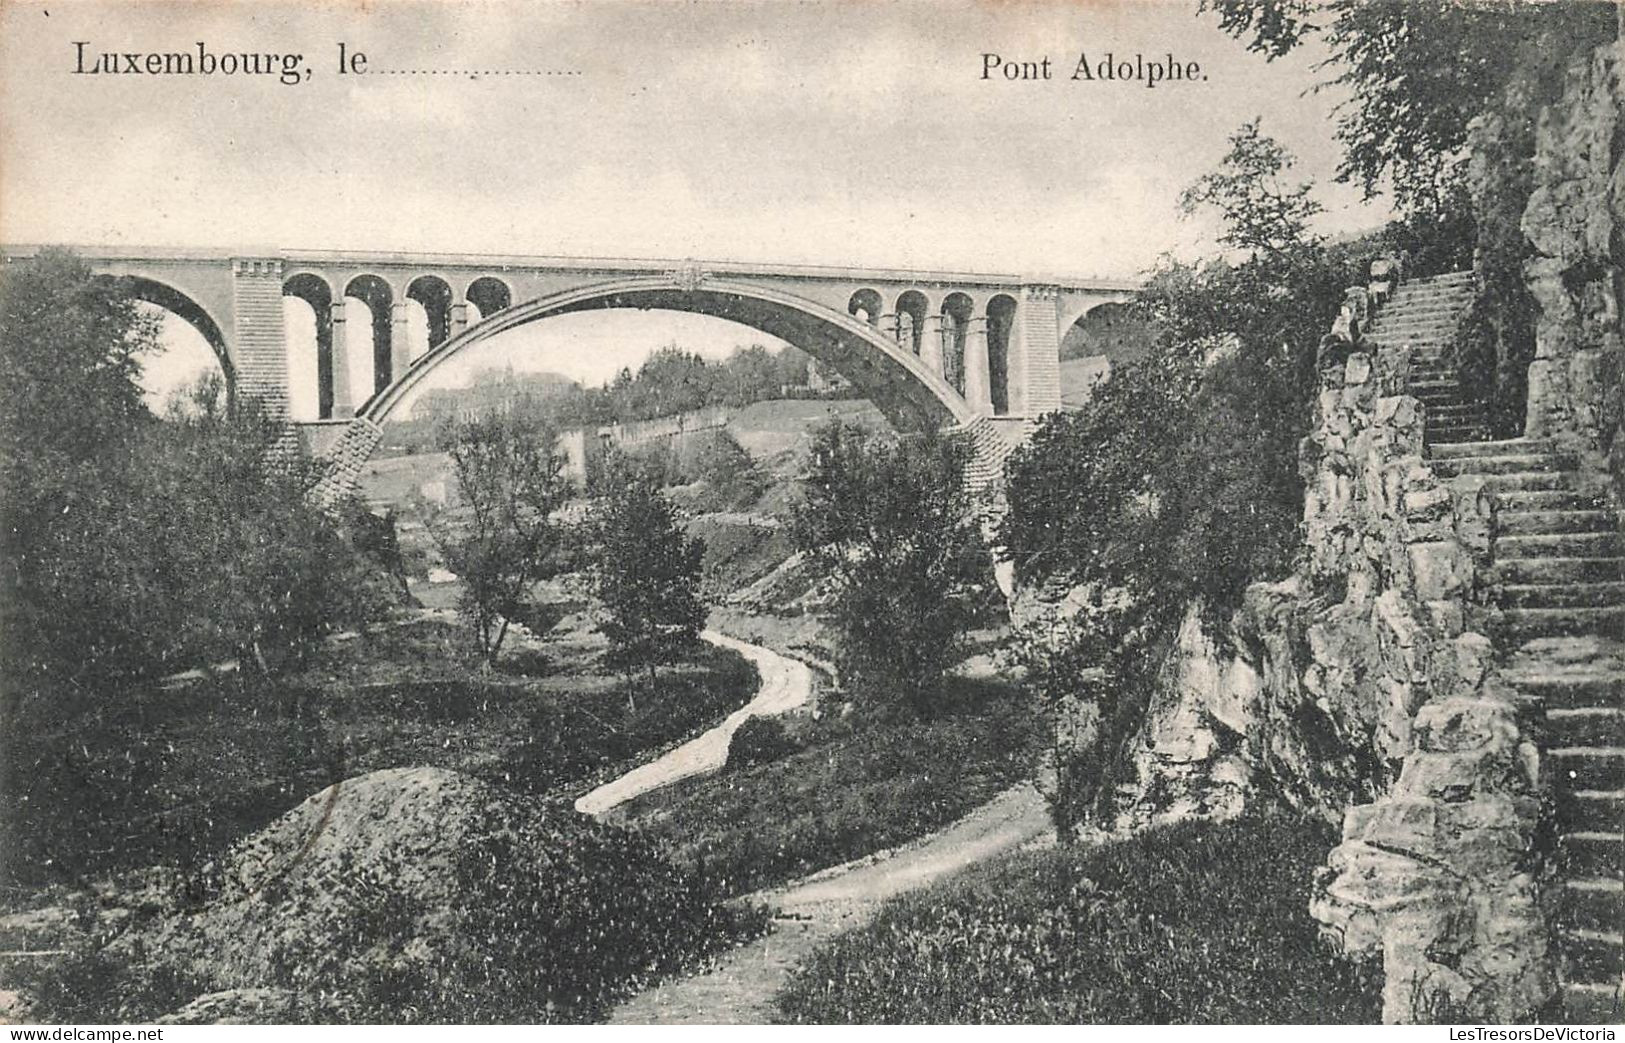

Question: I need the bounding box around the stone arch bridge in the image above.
[0,244,1135,498]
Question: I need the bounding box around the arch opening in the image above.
[366,278,974,436]
[284,273,335,419]
[940,292,974,397]
[896,291,928,357]
[345,274,394,400]
[847,288,882,326]
[407,275,454,353]
[466,277,511,321]
[103,275,233,414]
[987,294,1017,416]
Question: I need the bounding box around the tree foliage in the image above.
[1180,118,1324,258]
[0,250,391,703]
[1200,0,1615,216]
[590,454,706,698]
[432,404,571,664]
[1003,127,1395,829]
[794,422,990,717]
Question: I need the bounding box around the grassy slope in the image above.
[1,616,756,893]
[618,677,1044,896]
[776,814,1382,1025]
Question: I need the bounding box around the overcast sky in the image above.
[0,0,1393,412]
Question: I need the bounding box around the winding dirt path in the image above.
[574,630,813,816]
[608,781,1052,1024]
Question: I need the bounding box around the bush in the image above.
[21,769,766,1024]
[725,715,800,770]
[776,814,1381,1024]
[691,431,766,511]
[795,423,992,717]
[627,678,1042,894]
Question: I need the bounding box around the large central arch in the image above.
[359,275,976,431]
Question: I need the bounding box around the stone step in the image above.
[1471,470,1578,494]
[1493,489,1609,511]
[1558,830,1625,878]
[1429,426,1488,442]
[1557,878,1625,933]
[1556,789,1625,833]
[1493,557,1622,584]
[1548,708,1625,746]
[1559,982,1623,1025]
[1499,510,1620,536]
[1502,606,1625,639]
[1496,532,1623,558]
[1430,438,1551,459]
[1373,319,1460,334]
[1507,670,1625,707]
[1435,454,1575,478]
[1559,927,1624,981]
[1499,582,1625,608]
[1551,749,1625,793]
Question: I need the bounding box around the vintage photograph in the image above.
[0,0,1620,1027]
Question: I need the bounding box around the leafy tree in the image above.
[1199,0,1614,216]
[150,376,390,674]
[1,252,392,697]
[794,422,989,718]
[433,404,570,664]
[1180,118,1324,259]
[692,431,765,511]
[590,454,706,703]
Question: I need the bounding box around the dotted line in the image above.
[374,69,581,76]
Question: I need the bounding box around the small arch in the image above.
[407,274,454,351]
[283,273,335,419]
[1061,300,1156,367]
[987,294,1017,416]
[344,274,394,398]
[113,275,233,386]
[940,292,974,396]
[896,291,928,356]
[847,288,883,325]
[466,276,511,320]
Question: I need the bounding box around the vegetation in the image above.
[794,422,991,717]
[431,405,571,664]
[625,677,1042,895]
[776,814,1382,1024]
[1003,125,1366,832]
[1199,0,1617,433]
[0,616,755,890]
[724,715,800,770]
[388,343,827,454]
[18,792,765,1024]
[590,454,707,699]
[0,249,391,701]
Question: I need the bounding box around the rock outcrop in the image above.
[1521,42,1625,493]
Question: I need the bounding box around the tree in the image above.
[1199,0,1615,217]
[1,252,392,696]
[151,376,390,675]
[793,422,989,717]
[433,404,570,665]
[590,453,705,704]
[1179,119,1323,259]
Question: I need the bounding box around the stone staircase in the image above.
[1366,270,1481,443]
[1387,270,1624,1022]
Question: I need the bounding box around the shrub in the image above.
[628,678,1042,894]
[726,715,800,770]
[794,423,991,718]
[776,814,1381,1024]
